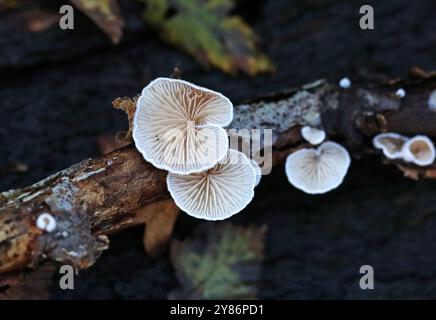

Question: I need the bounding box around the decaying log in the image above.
[1,77,436,276]
[0,147,168,273]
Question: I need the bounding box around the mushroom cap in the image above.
[373,132,408,160]
[250,159,262,187]
[428,90,436,111]
[402,135,435,166]
[285,141,351,194]
[301,126,326,145]
[36,213,56,232]
[167,149,256,220]
[339,77,351,89]
[133,78,233,174]
[395,88,406,98]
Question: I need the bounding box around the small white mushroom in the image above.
[395,88,406,98]
[167,149,256,220]
[373,132,408,160]
[402,135,435,166]
[301,126,326,145]
[285,141,351,194]
[250,159,262,187]
[133,78,233,174]
[428,90,436,111]
[36,213,56,232]
[339,77,351,89]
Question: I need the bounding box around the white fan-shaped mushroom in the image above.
[301,126,326,145]
[133,78,233,174]
[250,159,262,187]
[285,141,351,194]
[373,132,408,160]
[167,149,256,220]
[402,135,435,166]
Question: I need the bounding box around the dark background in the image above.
[1,0,436,299]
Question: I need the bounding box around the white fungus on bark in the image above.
[339,77,351,89]
[133,77,233,175]
[36,213,56,232]
[428,90,436,111]
[167,149,256,220]
[402,135,435,166]
[373,132,408,160]
[285,141,351,194]
[301,126,326,145]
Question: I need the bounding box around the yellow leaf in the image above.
[141,0,274,75]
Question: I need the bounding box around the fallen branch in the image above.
[1,76,436,277]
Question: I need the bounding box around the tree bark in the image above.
[1,76,436,276]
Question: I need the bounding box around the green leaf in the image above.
[170,223,267,299]
[141,0,274,75]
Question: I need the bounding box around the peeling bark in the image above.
[1,77,436,276]
[0,147,168,273]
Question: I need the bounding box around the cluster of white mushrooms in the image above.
[373,133,435,166]
[131,78,435,221]
[132,78,354,221]
[133,78,259,221]
[32,79,436,233]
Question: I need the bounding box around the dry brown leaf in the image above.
[97,133,130,155]
[395,163,436,180]
[395,164,420,180]
[135,199,180,258]
[112,96,137,141]
[424,170,436,178]
[70,0,125,44]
